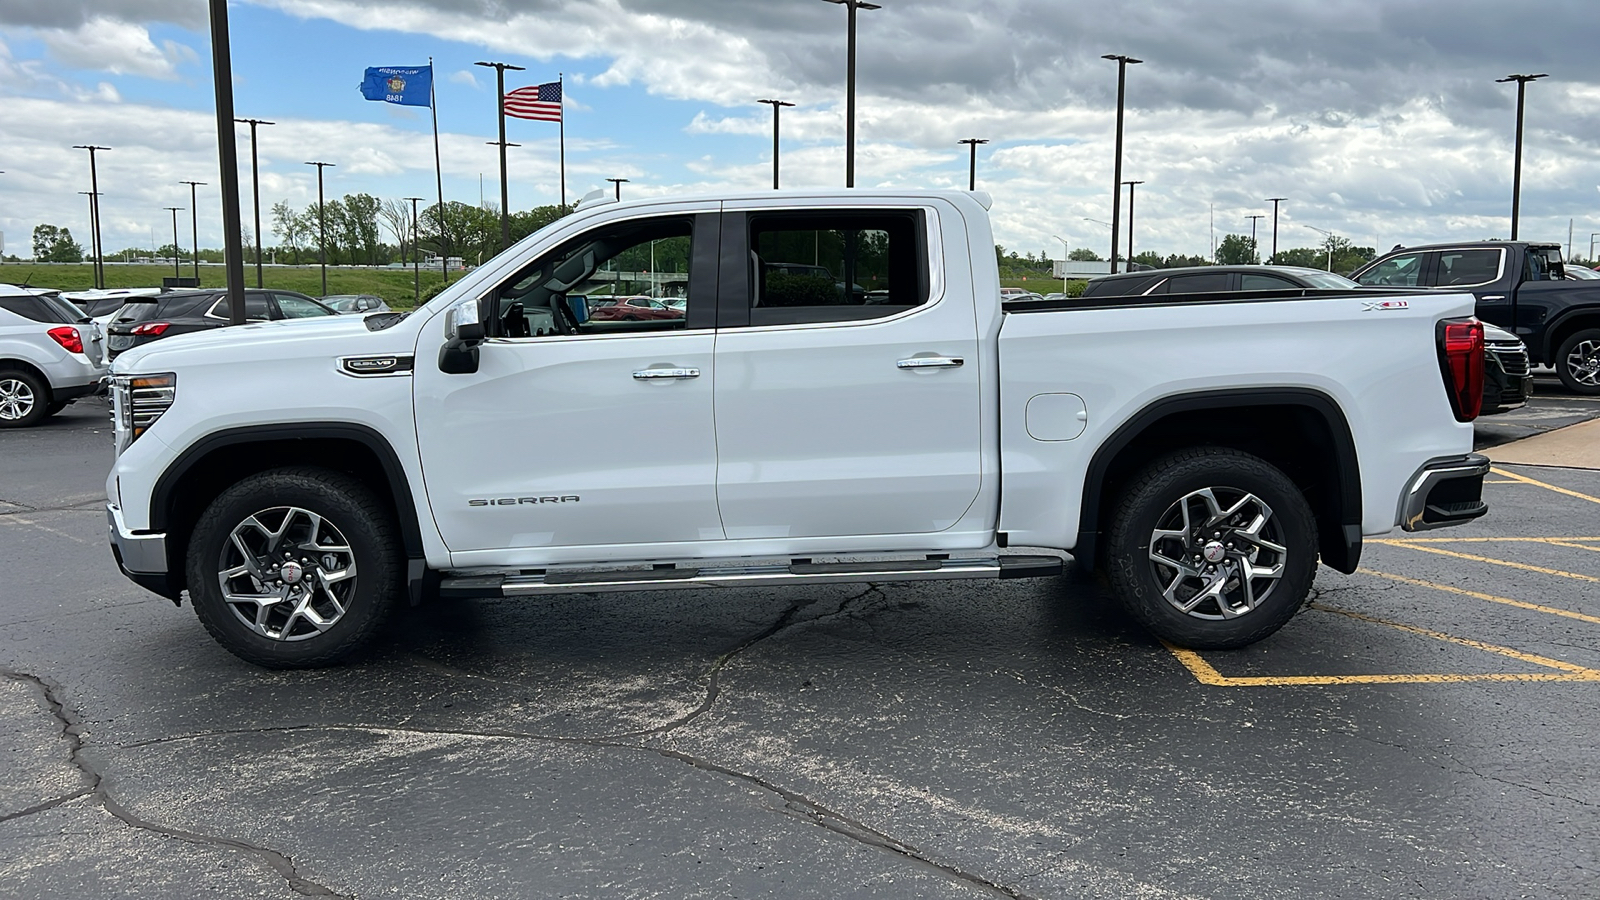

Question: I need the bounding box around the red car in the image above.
[586,295,685,321]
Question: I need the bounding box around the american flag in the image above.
[504,81,561,122]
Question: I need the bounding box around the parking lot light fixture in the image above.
[821,0,881,188]
[1265,197,1286,261]
[1051,233,1070,291]
[475,60,525,252]
[304,161,335,296]
[607,177,629,201]
[179,180,206,281]
[1590,232,1599,263]
[1496,74,1546,241]
[1122,180,1144,266]
[1101,54,1142,271]
[406,196,426,305]
[958,138,989,191]
[72,145,110,289]
[164,207,184,279]
[757,99,794,189]
[234,118,274,287]
[1245,214,1264,263]
[1304,224,1335,271]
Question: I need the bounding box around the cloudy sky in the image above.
[2,0,1598,262]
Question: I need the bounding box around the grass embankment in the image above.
[0,263,447,309]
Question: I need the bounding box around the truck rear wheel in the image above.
[184,467,402,668]
[1105,448,1317,650]
[1555,328,1600,395]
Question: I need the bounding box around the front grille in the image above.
[1488,344,1530,377]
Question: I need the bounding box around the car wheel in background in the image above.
[1104,447,1318,650]
[1555,328,1600,395]
[0,369,49,428]
[185,467,403,668]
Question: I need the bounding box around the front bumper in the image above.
[1396,454,1491,532]
[108,504,180,601]
[1481,343,1533,415]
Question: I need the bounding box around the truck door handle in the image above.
[1482,295,1506,301]
[633,367,700,380]
[897,356,964,369]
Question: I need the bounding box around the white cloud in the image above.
[38,16,195,79]
[449,68,478,89]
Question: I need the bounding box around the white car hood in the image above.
[111,313,388,374]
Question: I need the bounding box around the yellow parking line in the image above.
[1162,603,1600,686]
[1491,467,1600,505]
[1361,569,1600,626]
[1369,540,1599,583]
[1380,536,1600,544]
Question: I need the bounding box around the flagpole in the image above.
[430,57,448,284]
[559,72,566,209]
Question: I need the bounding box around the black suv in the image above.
[1081,264,1361,298]
[107,289,336,359]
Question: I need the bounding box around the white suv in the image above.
[0,284,108,427]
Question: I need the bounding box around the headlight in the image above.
[112,372,175,452]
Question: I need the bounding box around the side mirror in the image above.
[439,297,485,374]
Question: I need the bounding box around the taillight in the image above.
[1437,318,1485,422]
[131,322,171,336]
[47,326,84,354]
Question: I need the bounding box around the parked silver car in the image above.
[0,284,108,427]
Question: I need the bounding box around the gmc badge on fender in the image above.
[470,496,581,506]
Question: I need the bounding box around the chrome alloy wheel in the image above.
[1147,487,1287,620]
[0,377,36,421]
[1566,338,1600,387]
[217,506,359,641]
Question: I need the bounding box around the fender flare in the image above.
[1074,387,1363,574]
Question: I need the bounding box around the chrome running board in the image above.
[439,555,1063,599]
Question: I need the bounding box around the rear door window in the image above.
[1436,249,1503,286]
[1240,274,1299,291]
[208,295,272,321]
[0,295,73,323]
[743,210,928,326]
[1356,252,1429,287]
[1164,272,1234,293]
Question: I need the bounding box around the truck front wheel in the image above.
[1104,448,1318,650]
[184,467,402,668]
[1555,328,1600,395]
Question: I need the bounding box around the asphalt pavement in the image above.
[3,393,1598,899]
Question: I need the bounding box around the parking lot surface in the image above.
[3,393,1597,899]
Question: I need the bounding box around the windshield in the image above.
[1299,271,1360,289]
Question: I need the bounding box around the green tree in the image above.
[1216,233,1259,265]
[271,201,305,265]
[1269,247,1323,268]
[1067,247,1102,262]
[31,224,84,262]
[1160,253,1210,268]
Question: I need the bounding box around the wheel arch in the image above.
[1075,388,1363,574]
[149,423,426,596]
[0,358,54,397]
[1542,310,1600,363]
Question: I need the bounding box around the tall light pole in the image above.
[1590,232,1600,264]
[72,145,109,289]
[77,191,98,270]
[1265,197,1286,263]
[1122,180,1144,267]
[1101,54,1142,272]
[234,117,274,288]
[1051,233,1071,292]
[179,180,206,282]
[164,207,183,280]
[1497,74,1546,241]
[304,161,335,296]
[821,0,880,189]
[1244,215,1264,263]
[758,99,794,190]
[476,60,525,252]
[607,177,629,201]
[959,138,989,191]
[1304,224,1335,271]
[406,196,425,306]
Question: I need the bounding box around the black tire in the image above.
[1104,447,1318,650]
[185,467,402,668]
[1554,328,1600,395]
[0,369,50,429]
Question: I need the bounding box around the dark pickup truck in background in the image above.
[1352,241,1600,394]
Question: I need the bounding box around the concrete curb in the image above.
[1482,416,1600,470]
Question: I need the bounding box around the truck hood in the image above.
[111,313,402,374]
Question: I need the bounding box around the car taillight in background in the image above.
[46,326,84,354]
[131,322,171,336]
[1436,318,1485,422]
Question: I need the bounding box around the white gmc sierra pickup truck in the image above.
[106,190,1491,668]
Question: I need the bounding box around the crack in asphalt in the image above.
[121,720,1039,900]
[0,669,349,898]
[0,497,104,516]
[1349,730,1597,809]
